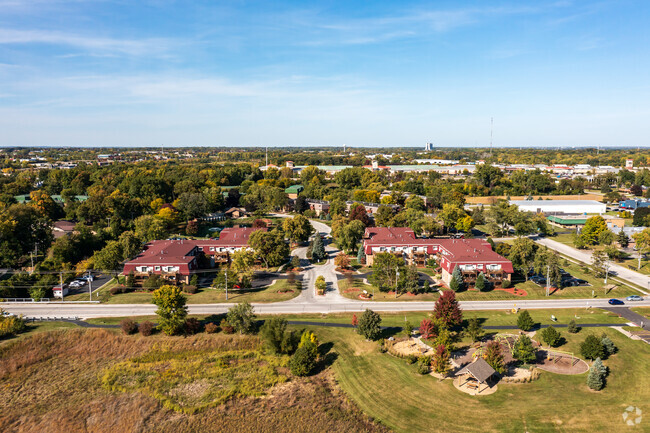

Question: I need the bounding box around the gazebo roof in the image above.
[457,358,496,383]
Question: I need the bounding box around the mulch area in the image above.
[466,288,528,296]
[535,350,589,375]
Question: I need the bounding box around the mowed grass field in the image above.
[89,278,301,304]
[322,325,649,433]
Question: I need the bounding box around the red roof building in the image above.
[123,227,267,283]
[362,227,513,286]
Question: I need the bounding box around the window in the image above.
[155,266,160,271]
[487,264,500,271]
[209,247,215,252]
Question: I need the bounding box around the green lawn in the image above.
[338,277,441,302]
[100,278,301,304]
[630,307,650,319]
[315,324,649,433]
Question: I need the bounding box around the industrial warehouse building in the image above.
[510,199,606,215]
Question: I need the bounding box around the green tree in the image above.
[356,245,365,264]
[580,335,605,360]
[152,285,188,336]
[508,237,536,281]
[580,216,607,245]
[311,234,326,262]
[92,241,124,272]
[260,317,294,354]
[474,272,486,291]
[567,319,579,334]
[249,229,289,268]
[466,317,483,342]
[517,310,535,331]
[540,325,561,347]
[512,335,537,364]
[289,345,316,376]
[226,301,257,334]
[357,309,382,340]
[231,249,256,274]
[591,250,608,279]
[592,357,607,377]
[283,215,314,244]
[335,219,365,253]
[632,228,650,269]
[125,271,135,289]
[617,230,630,248]
[369,252,401,291]
[374,204,394,226]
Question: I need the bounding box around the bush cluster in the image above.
[120,319,138,335]
[139,321,155,336]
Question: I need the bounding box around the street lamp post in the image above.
[225,270,228,301]
[395,266,400,299]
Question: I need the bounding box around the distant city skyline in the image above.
[0,1,649,148]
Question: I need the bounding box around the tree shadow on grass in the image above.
[313,341,338,374]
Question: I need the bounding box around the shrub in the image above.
[406,354,417,365]
[517,310,535,331]
[601,334,617,356]
[419,318,435,339]
[357,309,382,340]
[567,319,579,334]
[0,312,26,338]
[416,356,431,374]
[226,301,257,334]
[501,279,512,289]
[120,319,138,335]
[184,317,202,335]
[260,317,300,354]
[580,335,605,360]
[475,272,486,292]
[109,286,121,295]
[204,322,218,334]
[220,319,234,334]
[190,274,199,286]
[289,345,316,376]
[182,285,198,294]
[139,321,155,336]
[540,325,561,347]
[290,255,301,269]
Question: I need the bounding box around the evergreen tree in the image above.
[125,270,135,289]
[311,234,326,262]
[450,266,463,291]
[592,357,608,377]
[357,245,365,264]
[587,366,604,391]
[431,344,451,375]
[226,301,257,334]
[517,310,535,331]
[357,309,382,340]
[567,319,579,334]
[580,335,605,360]
[617,230,630,248]
[475,272,486,291]
[601,334,617,356]
[512,335,537,364]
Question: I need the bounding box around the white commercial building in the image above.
[510,200,606,215]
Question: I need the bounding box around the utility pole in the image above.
[546,265,550,297]
[225,270,228,301]
[59,271,64,301]
[604,260,610,285]
[88,272,92,301]
[30,252,34,273]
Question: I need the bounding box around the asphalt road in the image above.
[6,298,650,319]
[534,236,650,293]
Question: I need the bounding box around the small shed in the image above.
[456,358,496,394]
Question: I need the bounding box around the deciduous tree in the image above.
[152,285,188,336]
[434,290,463,328]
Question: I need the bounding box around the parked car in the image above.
[608,298,624,305]
[626,295,644,301]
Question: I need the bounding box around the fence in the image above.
[0,297,52,302]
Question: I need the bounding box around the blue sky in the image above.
[0,0,649,147]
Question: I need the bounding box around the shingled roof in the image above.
[456,358,496,383]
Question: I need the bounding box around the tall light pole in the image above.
[225,270,228,301]
[604,260,610,285]
[546,265,550,297]
[395,266,400,299]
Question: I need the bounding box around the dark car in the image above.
[574,279,588,286]
[608,298,624,305]
[530,276,546,285]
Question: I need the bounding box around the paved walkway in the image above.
[534,236,650,294]
[601,306,649,331]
